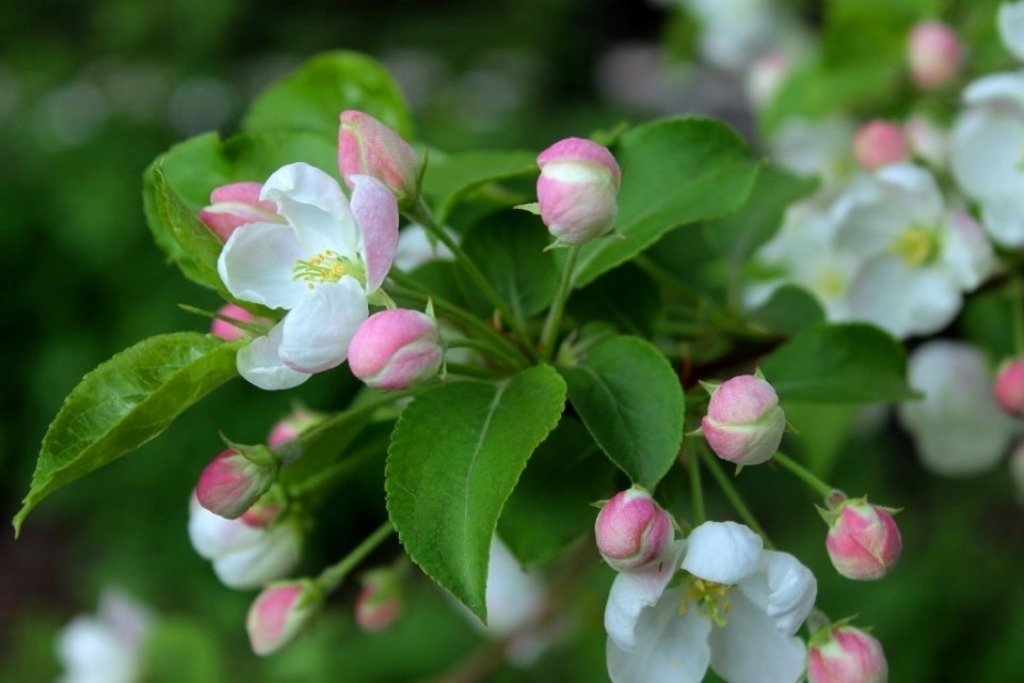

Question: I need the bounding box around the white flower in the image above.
[898,340,1016,477]
[831,164,995,338]
[771,116,855,190]
[56,589,153,683]
[393,223,456,272]
[187,495,302,590]
[217,162,399,390]
[684,0,782,71]
[606,521,816,683]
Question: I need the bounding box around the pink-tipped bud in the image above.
[338,110,419,204]
[536,137,621,245]
[808,626,888,683]
[825,499,901,580]
[852,120,909,171]
[354,569,402,633]
[993,358,1024,416]
[266,409,321,449]
[240,500,283,528]
[701,375,785,466]
[198,182,280,241]
[196,448,278,520]
[907,21,963,91]
[595,486,673,572]
[348,309,443,390]
[246,580,324,656]
[210,303,269,342]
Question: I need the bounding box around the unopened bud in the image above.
[246,580,324,656]
[824,499,901,581]
[993,358,1024,416]
[348,309,443,390]
[354,568,402,633]
[199,182,280,241]
[267,409,322,449]
[904,114,948,168]
[701,375,785,466]
[338,110,419,204]
[195,448,278,519]
[211,303,269,342]
[852,120,909,171]
[808,625,888,683]
[595,486,673,572]
[536,137,621,245]
[907,21,963,91]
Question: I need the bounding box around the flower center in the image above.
[292,250,365,289]
[814,267,846,297]
[680,576,732,627]
[891,225,940,268]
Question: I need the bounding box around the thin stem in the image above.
[699,445,774,549]
[773,452,833,499]
[539,245,579,361]
[317,521,395,592]
[688,447,705,526]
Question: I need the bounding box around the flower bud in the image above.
[338,110,419,204]
[852,120,909,171]
[246,580,324,656]
[595,486,673,572]
[536,137,621,245]
[198,182,280,241]
[267,409,321,449]
[701,375,785,466]
[195,448,278,519]
[993,358,1024,416]
[210,303,269,342]
[808,626,888,683]
[824,499,901,580]
[904,114,947,168]
[348,309,443,390]
[354,568,402,633]
[907,21,963,91]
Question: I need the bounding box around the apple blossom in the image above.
[393,223,456,272]
[701,374,785,466]
[348,308,443,390]
[993,358,1024,415]
[904,113,948,168]
[595,486,674,572]
[354,568,402,632]
[824,499,902,581]
[56,590,154,683]
[247,579,324,655]
[808,625,888,683]
[1000,1,1024,62]
[195,447,278,519]
[217,162,399,390]
[852,120,909,171]
[338,110,420,204]
[684,0,783,71]
[210,303,269,342]
[907,21,963,90]
[536,137,621,245]
[746,51,792,109]
[199,181,282,241]
[771,116,856,190]
[267,409,321,448]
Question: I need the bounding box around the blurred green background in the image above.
[2,1,1023,681]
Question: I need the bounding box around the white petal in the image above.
[962,71,1024,110]
[56,618,136,683]
[605,541,687,650]
[707,592,807,683]
[278,278,368,373]
[682,522,763,586]
[951,106,1024,203]
[942,211,996,289]
[212,520,302,590]
[350,174,400,292]
[999,2,1024,62]
[236,322,311,391]
[483,537,547,636]
[981,195,1024,248]
[738,550,817,637]
[846,257,961,339]
[217,222,307,309]
[607,588,712,683]
[394,223,456,272]
[187,496,263,558]
[261,162,359,257]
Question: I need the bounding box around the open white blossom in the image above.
[56,589,153,683]
[683,0,785,71]
[771,116,856,191]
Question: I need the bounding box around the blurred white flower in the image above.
[684,0,782,71]
[905,113,949,168]
[56,589,153,683]
[771,117,856,190]
[393,223,455,272]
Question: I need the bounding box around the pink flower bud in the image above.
[808,626,888,683]
[246,580,324,656]
[210,303,269,342]
[536,137,621,245]
[195,448,278,520]
[993,358,1024,416]
[852,120,909,171]
[825,500,901,580]
[348,309,443,390]
[907,21,963,91]
[701,375,785,466]
[266,409,321,449]
[354,569,402,633]
[338,110,419,204]
[240,500,283,528]
[198,182,280,241]
[594,486,673,572]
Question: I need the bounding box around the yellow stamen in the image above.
[292,250,365,288]
[891,225,940,268]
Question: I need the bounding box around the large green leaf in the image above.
[421,150,537,223]
[243,51,413,140]
[560,336,684,488]
[762,323,916,403]
[566,263,663,337]
[385,366,566,620]
[572,117,759,287]
[14,333,241,534]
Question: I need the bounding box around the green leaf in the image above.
[566,263,663,337]
[14,333,241,534]
[385,366,566,619]
[421,150,537,223]
[141,619,223,683]
[560,336,684,488]
[243,51,413,140]
[783,403,860,478]
[958,288,1017,361]
[746,285,825,336]
[762,323,916,403]
[572,117,759,288]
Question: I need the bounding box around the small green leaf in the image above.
[385,366,566,620]
[243,51,413,140]
[762,322,916,403]
[560,336,684,488]
[421,150,537,223]
[14,333,241,534]
[746,285,825,336]
[566,263,663,337]
[572,117,759,288]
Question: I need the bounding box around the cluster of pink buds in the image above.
[853,120,909,171]
[822,496,902,581]
[993,358,1024,416]
[594,486,673,572]
[808,622,889,683]
[907,21,963,91]
[536,137,621,245]
[701,374,785,466]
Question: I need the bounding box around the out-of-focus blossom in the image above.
[746,51,792,109]
[267,409,321,448]
[907,21,964,90]
[393,224,455,272]
[904,114,948,168]
[247,580,324,655]
[771,117,856,190]
[994,358,1024,415]
[683,0,783,71]
[56,589,154,683]
[852,120,909,171]
[355,567,403,632]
